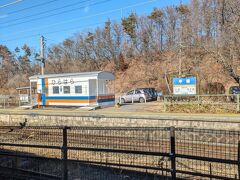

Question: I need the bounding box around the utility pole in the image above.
[178,42,182,76]
[40,35,45,75]
[178,8,183,77]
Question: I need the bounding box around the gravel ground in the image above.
[100,101,164,113]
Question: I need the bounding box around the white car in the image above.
[120,89,151,103]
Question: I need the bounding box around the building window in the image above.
[63,86,70,94]
[75,86,82,94]
[53,86,59,94]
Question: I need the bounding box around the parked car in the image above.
[229,86,240,94]
[120,89,152,103]
[136,88,158,101]
[228,86,240,102]
[157,91,163,97]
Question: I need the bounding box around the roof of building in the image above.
[29,71,115,80]
[16,86,31,90]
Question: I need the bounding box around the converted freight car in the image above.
[29,71,115,107]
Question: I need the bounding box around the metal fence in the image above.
[162,94,240,113]
[0,126,239,180]
[0,95,27,109]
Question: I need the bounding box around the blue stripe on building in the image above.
[41,78,46,106]
[45,96,114,103]
[46,96,96,100]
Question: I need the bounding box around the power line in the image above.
[2,0,158,38]
[2,0,59,15]
[1,17,123,43]
[0,21,108,43]
[3,7,119,38]
[1,33,41,43]
[0,0,23,9]
[1,17,122,43]
[1,0,92,25]
[41,21,107,36]
[0,0,158,42]
[0,0,110,28]
[44,18,121,37]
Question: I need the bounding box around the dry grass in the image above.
[165,104,237,114]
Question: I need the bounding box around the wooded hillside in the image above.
[0,0,239,95]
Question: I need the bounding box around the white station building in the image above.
[29,71,115,107]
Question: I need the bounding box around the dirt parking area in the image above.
[100,101,164,113]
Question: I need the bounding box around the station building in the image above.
[29,71,115,107]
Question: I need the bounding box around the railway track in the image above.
[0,127,239,179]
[0,127,238,160]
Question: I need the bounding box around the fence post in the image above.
[164,96,167,112]
[62,126,68,180]
[170,126,176,179]
[238,141,240,179]
[18,96,21,107]
[209,163,212,180]
[197,95,200,111]
[237,94,240,112]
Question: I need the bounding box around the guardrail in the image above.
[162,94,240,113]
[0,95,33,109]
[0,96,19,109]
[0,126,239,179]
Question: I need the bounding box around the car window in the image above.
[143,89,149,93]
[127,90,134,95]
[135,90,141,94]
[233,87,240,90]
[230,86,240,94]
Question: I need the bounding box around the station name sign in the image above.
[52,78,74,85]
[172,76,197,95]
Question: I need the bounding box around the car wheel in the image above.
[139,97,145,103]
[121,98,125,103]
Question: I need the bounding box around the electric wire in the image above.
[2,0,157,33]
[1,0,59,15]
[0,0,110,28]
[0,0,23,9]
[0,20,109,43]
[0,0,158,43]
[0,0,96,25]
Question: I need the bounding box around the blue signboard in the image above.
[173,77,197,85]
[173,76,197,95]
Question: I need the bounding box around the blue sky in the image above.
[0,0,189,51]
